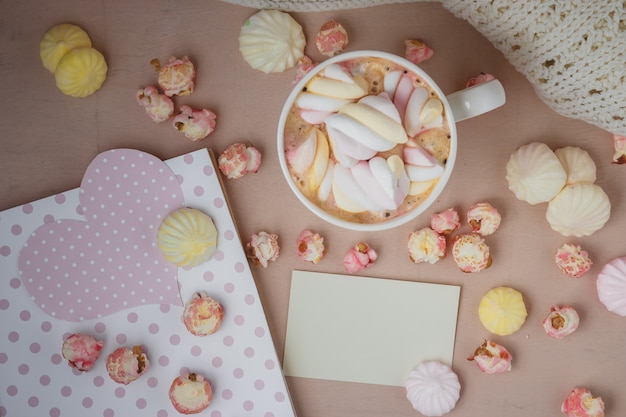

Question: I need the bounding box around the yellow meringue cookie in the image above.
[157,207,218,268]
[479,286,527,336]
[54,47,108,97]
[40,23,92,73]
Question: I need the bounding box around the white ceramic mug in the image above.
[277,50,506,232]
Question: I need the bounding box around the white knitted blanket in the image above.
[222,0,626,136]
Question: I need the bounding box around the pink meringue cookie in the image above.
[467,339,512,374]
[466,72,496,88]
[407,227,446,265]
[136,86,174,123]
[612,134,626,164]
[555,243,593,278]
[451,233,491,273]
[561,387,605,417]
[152,55,195,97]
[596,256,626,316]
[172,105,217,141]
[246,231,280,268]
[430,208,460,235]
[314,20,348,57]
[218,142,262,179]
[467,202,501,235]
[296,230,326,264]
[404,39,434,65]
[61,333,104,372]
[343,242,377,273]
[543,305,580,338]
[106,346,149,385]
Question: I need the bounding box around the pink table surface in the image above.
[1,1,625,416]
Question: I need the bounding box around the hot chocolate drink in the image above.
[282,55,451,225]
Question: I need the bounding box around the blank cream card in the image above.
[283,270,461,387]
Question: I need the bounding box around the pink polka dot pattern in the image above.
[0,149,295,417]
[18,150,184,321]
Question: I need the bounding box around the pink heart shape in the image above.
[18,149,185,321]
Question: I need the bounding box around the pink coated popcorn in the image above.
[555,243,592,278]
[136,86,174,123]
[315,20,349,57]
[467,340,512,374]
[169,372,213,415]
[218,142,262,179]
[612,134,626,164]
[106,346,149,385]
[293,55,317,84]
[404,39,434,65]
[62,333,104,372]
[430,207,460,235]
[451,233,491,273]
[172,105,216,141]
[343,242,377,273]
[246,231,280,268]
[296,230,326,264]
[466,72,496,88]
[407,227,446,264]
[152,55,196,97]
[467,202,501,236]
[561,387,605,417]
[543,305,580,338]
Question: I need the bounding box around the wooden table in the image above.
[1,1,624,416]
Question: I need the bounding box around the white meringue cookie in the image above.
[239,10,305,73]
[405,361,461,417]
[554,146,597,185]
[546,183,610,237]
[506,142,567,205]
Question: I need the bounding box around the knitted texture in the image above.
[223,0,626,135]
[440,0,626,135]
[220,0,418,11]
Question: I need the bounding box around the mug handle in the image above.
[446,79,506,122]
